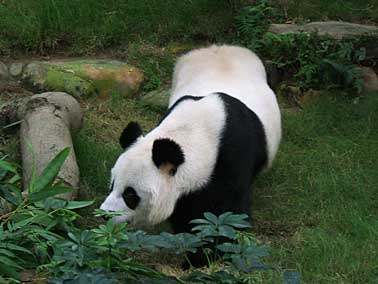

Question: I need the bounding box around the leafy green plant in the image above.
[234,1,367,94]
[235,0,276,50]
[0,148,293,283]
[257,32,366,93]
[0,147,92,281]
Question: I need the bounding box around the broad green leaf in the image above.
[0,185,18,206]
[217,243,241,253]
[28,185,73,202]
[66,200,94,209]
[7,174,21,184]
[189,218,212,225]
[0,248,17,259]
[68,232,80,244]
[0,262,19,279]
[43,197,68,209]
[4,183,22,205]
[223,213,251,228]
[13,216,35,228]
[218,212,233,224]
[0,160,18,174]
[204,212,219,225]
[218,225,236,239]
[0,168,7,181]
[0,255,23,274]
[29,147,70,193]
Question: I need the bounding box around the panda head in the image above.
[100,121,185,227]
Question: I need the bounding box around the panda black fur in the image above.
[167,93,267,233]
[100,45,281,265]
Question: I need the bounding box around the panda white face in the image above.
[100,122,185,227]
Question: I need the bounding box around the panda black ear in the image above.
[152,138,185,176]
[119,122,142,150]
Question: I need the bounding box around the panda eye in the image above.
[123,187,140,210]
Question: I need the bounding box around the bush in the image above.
[234,0,366,93]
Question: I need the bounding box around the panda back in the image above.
[170,45,281,167]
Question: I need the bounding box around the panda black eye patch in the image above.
[123,187,140,210]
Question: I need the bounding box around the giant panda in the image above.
[100,45,281,265]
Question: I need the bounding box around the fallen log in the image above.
[1,92,83,199]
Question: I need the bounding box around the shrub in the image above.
[234,1,366,94]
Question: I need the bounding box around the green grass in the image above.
[74,87,378,283]
[253,93,378,283]
[0,0,234,54]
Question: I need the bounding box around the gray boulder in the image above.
[269,21,378,39]
[9,63,25,78]
[268,21,378,60]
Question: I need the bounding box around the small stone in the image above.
[360,67,378,93]
[0,61,9,80]
[9,62,24,78]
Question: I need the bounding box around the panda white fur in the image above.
[100,44,281,236]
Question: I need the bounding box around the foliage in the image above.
[259,32,366,92]
[234,1,367,93]
[48,211,273,283]
[234,0,277,50]
[0,148,91,281]
[0,149,294,283]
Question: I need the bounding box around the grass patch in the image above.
[0,0,235,54]
[253,93,378,283]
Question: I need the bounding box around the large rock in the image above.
[269,21,378,59]
[269,21,378,39]
[22,60,144,97]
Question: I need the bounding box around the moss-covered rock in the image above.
[21,60,144,98]
[0,61,9,91]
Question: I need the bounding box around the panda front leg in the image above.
[169,183,252,269]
